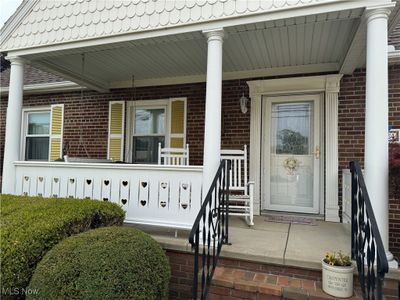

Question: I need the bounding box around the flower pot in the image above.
[322,259,354,298]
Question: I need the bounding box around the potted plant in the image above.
[322,251,354,298]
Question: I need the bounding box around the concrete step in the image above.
[209,266,363,300]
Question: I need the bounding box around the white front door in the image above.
[262,94,321,214]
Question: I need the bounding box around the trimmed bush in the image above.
[28,226,171,300]
[0,195,125,298]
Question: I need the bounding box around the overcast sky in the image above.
[1,0,23,29]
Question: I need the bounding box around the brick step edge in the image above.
[209,266,363,300]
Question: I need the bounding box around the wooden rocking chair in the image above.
[158,143,189,166]
[221,145,254,226]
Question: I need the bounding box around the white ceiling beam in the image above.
[109,63,339,89]
[388,2,400,34]
[33,60,109,93]
[339,18,366,74]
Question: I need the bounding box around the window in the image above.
[132,107,166,163]
[24,111,50,161]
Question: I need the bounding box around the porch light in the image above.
[239,93,249,114]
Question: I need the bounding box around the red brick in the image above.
[278,275,289,286]
[234,279,259,292]
[302,279,316,290]
[209,286,230,296]
[231,289,257,299]
[289,278,302,288]
[212,276,234,288]
[253,273,267,283]
[258,282,282,296]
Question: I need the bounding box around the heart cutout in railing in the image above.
[181,203,188,210]
[161,182,167,189]
[23,192,28,196]
[86,179,92,185]
[182,183,188,190]
[160,201,166,208]
[69,196,74,199]
[140,200,147,206]
[85,197,90,200]
[141,181,148,188]
[53,194,58,198]
[24,176,29,181]
[122,181,128,187]
[38,177,44,182]
[121,199,127,205]
[103,198,109,201]
[38,193,43,197]
[104,180,110,186]
[69,178,75,184]
[54,178,59,183]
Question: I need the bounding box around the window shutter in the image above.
[49,104,64,161]
[108,101,125,161]
[169,98,186,148]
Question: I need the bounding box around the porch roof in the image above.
[1,0,398,94]
[0,0,385,52]
[4,7,368,93]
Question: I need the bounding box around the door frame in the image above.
[261,94,323,214]
[247,75,342,221]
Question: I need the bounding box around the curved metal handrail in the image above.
[350,161,389,300]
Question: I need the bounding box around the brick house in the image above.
[1,1,400,298]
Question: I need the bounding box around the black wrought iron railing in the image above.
[350,161,389,300]
[189,160,230,300]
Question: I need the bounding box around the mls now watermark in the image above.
[2,287,39,296]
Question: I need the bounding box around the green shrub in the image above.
[28,226,171,300]
[0,195,125,298]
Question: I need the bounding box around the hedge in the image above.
[0,195,125,298]
[28,226,171,300]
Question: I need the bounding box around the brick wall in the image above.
[338,64,400,258]
[0,79,249,169]
[1,67,399,256]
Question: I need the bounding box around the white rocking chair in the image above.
[221,145,254,226]
[158,143,189,166]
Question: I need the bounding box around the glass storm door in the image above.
[263,95,321,213]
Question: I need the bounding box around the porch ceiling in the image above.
[25,8,363,91]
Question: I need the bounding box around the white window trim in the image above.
[21,106,51,161]
[125,99,170,163]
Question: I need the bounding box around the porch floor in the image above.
[128,215,351,271]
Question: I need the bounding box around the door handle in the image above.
[312,146,320,159]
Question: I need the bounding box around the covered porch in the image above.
[1,0,396,267]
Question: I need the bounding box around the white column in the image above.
[325,75,342,222]
[248,92,262,216]
[202,29,224,194]
[364,7,394,265]
[2,57,25,194]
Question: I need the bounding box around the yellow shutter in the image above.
[108,101,125,161]
[169,98,186,148]
[49,104,64,161]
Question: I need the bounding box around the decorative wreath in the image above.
[283,157,300,175]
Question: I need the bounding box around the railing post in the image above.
[349,161,356,259]
[349,160,389,300]
[225,160,230,244]
[189,160,230,300]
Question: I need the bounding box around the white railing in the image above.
[14,161,203,230]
